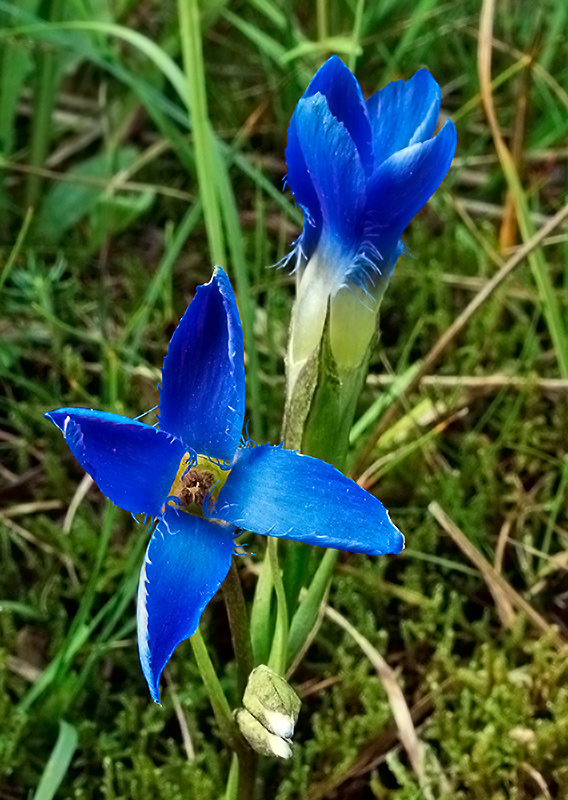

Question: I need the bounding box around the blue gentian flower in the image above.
[45,268,403,702]
[285,56,457,376]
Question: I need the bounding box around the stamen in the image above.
[168,453,230,516]
[134,405,159,422]
[176,467,216,509]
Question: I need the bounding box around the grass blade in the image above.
[177,0,225,267]
[32,721,78,800]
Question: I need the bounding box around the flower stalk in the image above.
[221,558,254,699]
[273,54,457,671]
[189,629,241,751]
[266,538,289,676]
[191,629,257,800]
[282,54,456,463]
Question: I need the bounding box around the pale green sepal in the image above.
[282,344,320,451]
[235,709,293,759]
[301,314,376,468]
[286,254,330,404]
[281,313,376,624]
[329,284,378,370]
[242,665,301,738]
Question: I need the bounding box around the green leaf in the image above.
[286,549,338,669]
[36,146,142,241]
[32,720,78,800]
[90,188,155,249]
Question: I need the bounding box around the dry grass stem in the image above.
[456,197,553,226]
[1,500,62,517]
[165,674,196,762]
[428,501,564,643]
[324,605,426,787]
[494,516,513,575]
[63,474,94,535]
[0,512,79,585]
[353,200,568,475]
[366,374,568,396]
[0,158,194,202]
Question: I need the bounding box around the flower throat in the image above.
[168,453,228,515]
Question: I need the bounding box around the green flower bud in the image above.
[236,665,301,759]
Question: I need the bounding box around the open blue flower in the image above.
[45,268,403,702]
[285,56,457,375]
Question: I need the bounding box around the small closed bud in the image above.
[235,709,293,759]
[236,665,301,759]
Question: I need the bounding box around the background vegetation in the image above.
[1,1,567,798]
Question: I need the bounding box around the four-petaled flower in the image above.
[46,269,403,702]
[285,56,457,377]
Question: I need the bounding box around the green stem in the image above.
[237,748,258,800]
[191,628,257,797]
[249,551,274,665]
[224,755,239,800]
[287,548,338,669]
[267,538,288,675]
[316,0,327,43]
[190,628,241,752]
[222,558,253,699]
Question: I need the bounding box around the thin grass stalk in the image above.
[25,0,65,210]
[0,206,33,296]
[19,502,116,712]
[316,0,328,43]
[32,720,78,800]
[122,200,202,350]
[189,628,242,751]
[479,0,568,377]
[348,0,365,71]
[212,143,263,440]
[177,0,225,267]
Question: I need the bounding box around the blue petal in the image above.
[285,119,323,262]
[364,119,457,241]
[291,93,366,266]
[45,408,187,517]
[159,268,245,463]
[137,508,235,702]
[213,444,404,556]
[367,69,442,169]
[285,56,373,245]
[302,56,373,174]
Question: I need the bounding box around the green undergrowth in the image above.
[1,0,568,798]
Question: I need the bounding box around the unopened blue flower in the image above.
[285,56,457,373]
[45,268,403,702]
